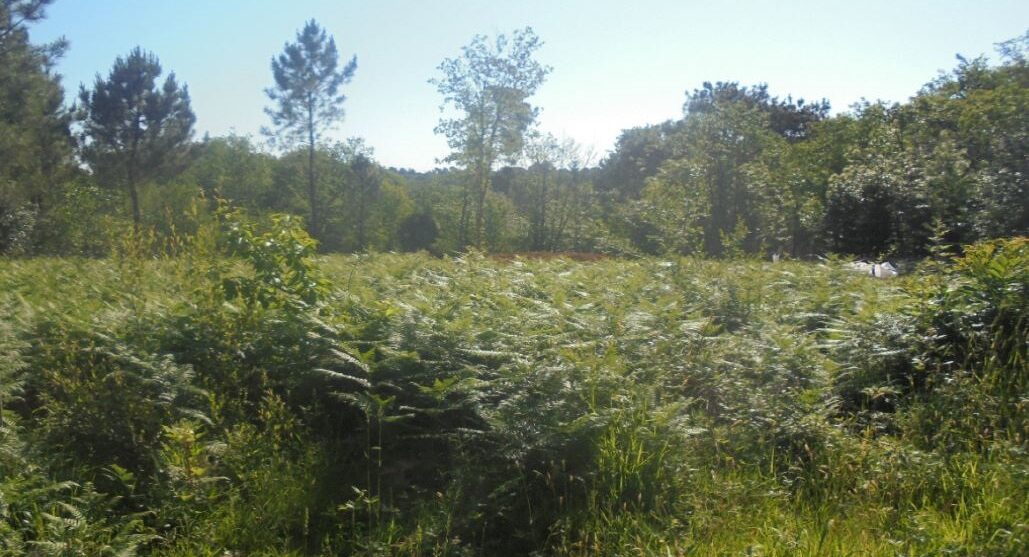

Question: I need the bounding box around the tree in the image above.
[511,133,590,251]
[184,135,276,211]
[431,27,550,248]
[347,151,379,251]
[595,121,682,202]
[909,36,1029,239]
[397,212,438,252]
[0,0,54,47]
[644,85,777,256]
[0,0,71,253]
[684,81,829,141]
[77,47,195,227]
[823,104,931,257]
[521,131,560,250]
[264,19,357,240]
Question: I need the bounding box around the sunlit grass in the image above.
[1,243,1025,555]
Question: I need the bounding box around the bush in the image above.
[903,237,1028,450]
[27,327,204,482]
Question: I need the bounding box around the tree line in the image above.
[1,0,1025,258]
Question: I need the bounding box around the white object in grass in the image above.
[847,260,898,278]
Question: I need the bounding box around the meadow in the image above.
[0,218,1025,555]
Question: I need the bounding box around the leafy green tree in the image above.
[363,175,413,250]
[684,81,829,141]
[742,114,854,258]
[520,131,560,250]
[601,82,830,256]
[0,0,56,56]
[431,27,550,249]
[271,145,333,220]
[264,19,356,240]
[400,169,468,253]
[397,212,439,252]
[914,133,976,245]
[267,139,412,252]
[185,135,276,210]
[508,133,593,251]
[824,103,933,257]
[338,139,380,251]
[595,121,682,202]
[908,37,1028,240]
[550,142,600,252]
[77,47,195,227]
[645,84,778,256]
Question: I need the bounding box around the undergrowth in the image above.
[0,220,1025,555]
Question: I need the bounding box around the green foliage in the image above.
[901,237,1028,451]
[599,43,1027,258]
[928,237,1027,375]
[637,82,827,257]
[1,245,1026,554]
[77,47,195,226]
[396,212,439,252]
[184,135,276,211]
[0,476,157,556]
[29,328,206,480]
[432,27,551,248]
[0,0,72,256]
[218,207,326,309]
[0,202,34,255]
[2,10,1027,551]
[32,178,115,256]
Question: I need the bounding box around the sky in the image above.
[29,0,1029,171]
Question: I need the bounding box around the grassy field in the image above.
[0,232,1025,555]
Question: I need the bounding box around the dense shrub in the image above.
[0,236,1025,554]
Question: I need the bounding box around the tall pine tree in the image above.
[264,19,357,240]
[0,0,71,253]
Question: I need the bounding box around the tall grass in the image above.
[0,225,1025,554]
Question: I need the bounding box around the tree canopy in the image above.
[0,10,1023,260]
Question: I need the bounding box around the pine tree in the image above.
[264,19,357,240]
[0,0,71,253]
[77,47,195,227]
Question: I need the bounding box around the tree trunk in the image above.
[307,102,319,239]
[474,103,503,250]
[474,162,488,248]
[790,197,802,257]
[553,171,575,251]
[357,179,367,250]
[540,166,548,250]
[129,112,142,229]
[128,179,141,228]
[457,182,470,250]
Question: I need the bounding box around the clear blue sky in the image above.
[30,0,1029,171]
